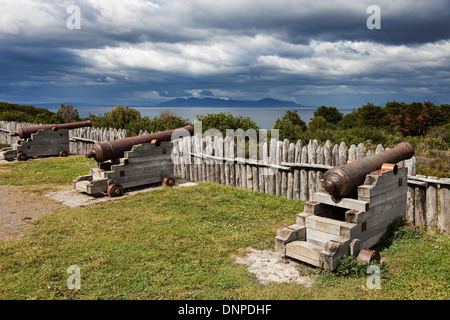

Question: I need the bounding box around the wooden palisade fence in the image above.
[1,121,449,233]
[0,121,128,155]
[172,134,450,234]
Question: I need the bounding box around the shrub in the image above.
[0,102,60,124]
[334,255,387,278]
[357,103,389,127]
[314,106,343,125]
[145,111,191,133]
[104,106,141,130]
[196,112,259,134]
[271,110,307,141]
[0,110,34,123]
[308,116,328,131]
[56,104,80,123]
[337,111,358,129]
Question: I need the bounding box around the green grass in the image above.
[0,182,303,299]
[0,156,448,299]
[0,156,96,192]
[316,224,449,299]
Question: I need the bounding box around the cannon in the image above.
[85,125,193,163]
[323,142,414,198]
[275,142,415,270]
[12,120,92,140]
[0,120,92,161]
[73,125,194,197]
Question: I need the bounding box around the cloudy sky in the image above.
[0,0,449,108]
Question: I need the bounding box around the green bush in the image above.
[273,118,305,141]
[426,123,450,145]
[0,102,60,124]
[292,126,388,147]
[146,110,191,132]
[196,112,259,134]
[99,106,141,130]
[308,116,328,131]
[357,102,390,127]
[343,126,388,146]
[314,106,343,125]
[0,110,35,122]
[92,107,191,136]
[334,256,387,278]
[337,111,358,130]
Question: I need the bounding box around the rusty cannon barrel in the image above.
[12,120,92,140]
[85,125,194,163]
[323,142,414,198]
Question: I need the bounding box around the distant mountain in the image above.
[156,97,310,108]
[30,97,312,111]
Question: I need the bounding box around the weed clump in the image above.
[334,255,387,278]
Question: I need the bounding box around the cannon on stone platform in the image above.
[0,120,92,161]
[275,142,415,270]
[73,125,194,197]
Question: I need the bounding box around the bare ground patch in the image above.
[235,247,315,287]
[0,179,197,241]
[0,185,66,241]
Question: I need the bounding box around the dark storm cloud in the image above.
[186,0,450,45]
[0,0,449,107]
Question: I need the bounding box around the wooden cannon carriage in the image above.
[275,142,414,270]
[72,125,194,197]
[0,120,92,161]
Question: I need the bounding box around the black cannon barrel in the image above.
[85,125,194,163]
[323,142,414,198]
[13,120,92,140]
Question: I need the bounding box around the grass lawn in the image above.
[0,156,448,299]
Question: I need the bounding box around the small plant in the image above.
[334,255,387,278]
[316,255,387,281]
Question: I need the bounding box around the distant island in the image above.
[33,97,312,109]
[155,97,311,108]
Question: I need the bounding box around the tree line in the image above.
[1,100,448,146]
[0,102,81,124]
[273,102,449,141]
[1,100,448,178]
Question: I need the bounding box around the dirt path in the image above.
[0,180,197,241]
[0,185,65,241]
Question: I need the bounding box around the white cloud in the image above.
[0,0,62,34]
[1,0,449,105]
[74,33,312,76]
[257,40,450,78]
[89,0,161,33]
[133,90,167,100]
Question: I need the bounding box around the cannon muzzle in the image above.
[86,125,194,163]
[15,120,92,140]
[323,142,414,198]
